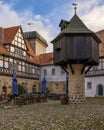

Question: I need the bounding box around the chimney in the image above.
[2,28,5,44]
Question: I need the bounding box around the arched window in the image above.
[2,86,7,98]
[32,84,37,93]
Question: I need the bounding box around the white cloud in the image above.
[77,0,104,32]
[0,2,21,27]
[0,2,54,52]
[0,0,104,53]
[81,6,104,32]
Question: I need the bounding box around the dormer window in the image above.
[61,25,66,31]
[59,19,69,31]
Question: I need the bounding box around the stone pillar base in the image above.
[69,91,85,103]
[68,64,85,103]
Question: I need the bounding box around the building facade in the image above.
[39,52,67,94]
[0,25,104,97]
[85,30,104,97]
[0,26,47,97]
[40,30,104,97]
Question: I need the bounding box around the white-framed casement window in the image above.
[87,82,92,90]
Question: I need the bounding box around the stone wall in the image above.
[0,75,39,96]
[68,64,85,103]
[46,81,66,94]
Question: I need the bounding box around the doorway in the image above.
[98,84,103,96]
[2,86,7,98]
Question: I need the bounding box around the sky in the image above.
[0,0,104,52]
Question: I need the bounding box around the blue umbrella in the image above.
[66,75,68,94]
[42,76,47,94]
[12,73,18,96]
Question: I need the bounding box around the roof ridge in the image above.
[4,25,20,29]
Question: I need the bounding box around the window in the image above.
[52,68,55,75]
[87,82,92,89]
[43,69,47,76]
[11,46,14,52]
[9,58,13,62]
[0,60,3,67]
[22,66,25,72]
[18,65,21,71]
[4,61,8,68]
[54,83,58,90]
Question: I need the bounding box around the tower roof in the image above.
[24,31,48,46]
[51,14,101,43]
[62,14,92,34]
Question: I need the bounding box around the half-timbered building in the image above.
[0,26,47,97]
[85,30,104,97]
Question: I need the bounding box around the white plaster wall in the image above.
[41,65,104,97]
[85,76,104,97]
[41,65,66,82]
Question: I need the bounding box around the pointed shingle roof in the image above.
[63,14,92,33]
[51,14,101,43]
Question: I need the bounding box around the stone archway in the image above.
[32,84,37,93]
[97,84,103,96]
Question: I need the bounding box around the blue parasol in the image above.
[42,76,47,94]
[12,73,18,96]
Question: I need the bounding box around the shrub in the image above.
[18,83,27,95]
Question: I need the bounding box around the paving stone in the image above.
[0,98,104,130]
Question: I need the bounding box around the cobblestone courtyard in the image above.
[0,98,104,130]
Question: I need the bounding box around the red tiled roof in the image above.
[4,26,20,44]
[96,29,104,57]
[0,43,9,55]
[25,39,40,64]
[39,52,53,65]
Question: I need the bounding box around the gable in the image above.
[11,28,27,50]
[4,26,20,44]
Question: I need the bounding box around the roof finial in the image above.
[72,3,77,15]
